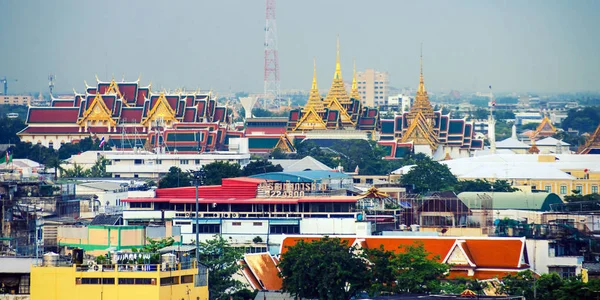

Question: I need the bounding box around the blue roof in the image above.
[250,170,350,182]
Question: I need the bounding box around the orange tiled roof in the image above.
[243,253,283,291]
[464,239,524,268]
[363,237,456,261]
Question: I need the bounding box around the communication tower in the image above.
[263,0,280,106]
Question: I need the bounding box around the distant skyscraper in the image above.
[356,69,389,107]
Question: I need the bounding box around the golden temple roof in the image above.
[304,57,325,113]
[324,36,351,105]
[578,123,600,154]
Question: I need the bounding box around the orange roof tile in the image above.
[243,253,283,291]
[363,237,456,261]
[238,261,262,290]
[464,239,523,268]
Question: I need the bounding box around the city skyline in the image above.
[1,0,599,95]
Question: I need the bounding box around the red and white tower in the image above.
[263,0,280,104]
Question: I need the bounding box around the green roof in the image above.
[457,191,563,211]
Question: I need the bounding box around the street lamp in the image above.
[189,167,205,272]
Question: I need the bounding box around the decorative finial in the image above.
[95,74,100,82]
[312,57,318,90]
[420,43,423,77]
[137,73,141,83]
[334,35,341,80]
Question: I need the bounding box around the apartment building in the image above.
[356,69,389,107]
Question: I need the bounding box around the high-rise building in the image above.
[356,69,389,107]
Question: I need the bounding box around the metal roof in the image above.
[457,191,563,211]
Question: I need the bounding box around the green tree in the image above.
[400,157,458,193]
[270,148,287,159]
[241,159,283,176]
[498,270,535,299]
[203,161,241,185]
[278,237,369,300]
[158,166,193,188]
[88,157,111,177]
[364,242,449,295]
[44,154,63,180]
[454,179,518,193]
[197,235,244,300]
[62,163,89,178]
[561,106,600,134]
[564,190,600,202]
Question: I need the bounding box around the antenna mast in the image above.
[48,74,55,95]
[263,0,280,106]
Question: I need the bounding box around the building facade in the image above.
[2,95,32,106]
[356,69,389,107]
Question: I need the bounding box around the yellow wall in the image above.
[31,265,208,300]
[119,229,145,247]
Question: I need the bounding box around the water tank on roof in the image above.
[410,224,420,232]
[43,252,59,267]
[161,253,176,269]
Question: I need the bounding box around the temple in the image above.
[578,124,600,154]
[245,38,380,153]
[533,115,557,138]
[18,77,241,152]
[377,54,484,160]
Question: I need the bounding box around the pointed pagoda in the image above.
[303,57,325,114]
[350,60,361,102]
[533,115,557,138]
[401,51,438,150]
[324,36,351,105]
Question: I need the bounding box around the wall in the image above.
[526,239,582,275]
[300,218,357,235]
[30,265,208,300]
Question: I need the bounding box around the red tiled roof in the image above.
[27,108,79,123]
[122,196,357,205]
[120,108,143,123]
[19,126,82,134]
[52,100,74,107]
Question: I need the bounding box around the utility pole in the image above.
[190,167,206,285]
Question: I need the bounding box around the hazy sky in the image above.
[1,0,599,95]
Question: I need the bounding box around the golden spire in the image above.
[350,59,360,101]
[334,35,342,80]
[312,57,318,90]
[408,44,434,120]
[304,57,325,113]
[325,36,351,105]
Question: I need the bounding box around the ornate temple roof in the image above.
[578,123,600,154]
[324,37,351,105]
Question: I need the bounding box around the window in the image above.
[181,275,194,284]
[195,159,200,165]
[180,160,189,165]
[118,278,155,285]
[160,276,179,286]
[593,185,598,194]
[114,174,120,178]
[560,185,567,194]
[270,224,300,234]
[545,185,552,192]
[134,159,143,165]
[48,142,54,148]
[253,222,263,226]
[548,266,576,278]
[576,185,583,193]
[156,160,162,164]
[130,202,152,209]
[192,224,220,234]
[134,174,139,178]
[232,222,241,226]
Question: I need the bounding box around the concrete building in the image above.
[103,149,251,179]
[387,93,413,113]
[356,69,389,107]
[1,95,32,106]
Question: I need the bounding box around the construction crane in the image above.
[0,77,18,95]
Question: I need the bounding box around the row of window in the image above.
[189,224,300,234]
[555,185,598,194]
[76,275,193,286]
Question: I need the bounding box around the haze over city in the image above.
[1,0,599,94]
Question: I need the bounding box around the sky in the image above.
[1,0,599,95]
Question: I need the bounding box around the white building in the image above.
[105,150,251,178]
[387,94,413,113]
